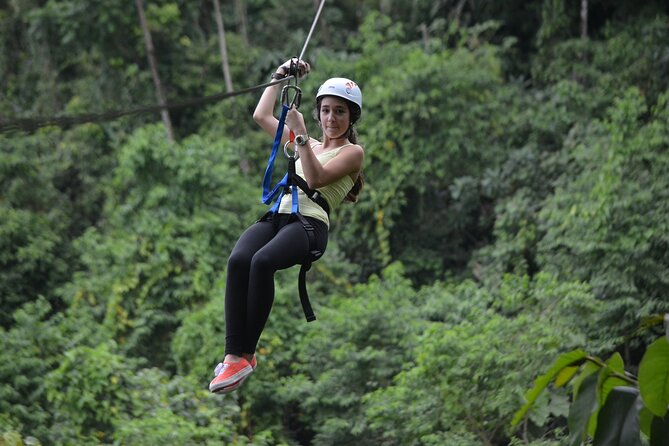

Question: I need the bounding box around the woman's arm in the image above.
[252,59,309,144]
[302,143,364,189]
[285,107,364,189]
[252,82,285,139]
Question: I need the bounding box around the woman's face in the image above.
[319,96,351,139]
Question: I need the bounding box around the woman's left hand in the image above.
[285,106,307,136]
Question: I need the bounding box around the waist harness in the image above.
[261,103,328,322]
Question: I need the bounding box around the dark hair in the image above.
[345,171,364,203]
[314,96,364,202]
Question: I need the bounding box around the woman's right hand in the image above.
[276,58,310,79]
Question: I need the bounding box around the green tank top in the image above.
[278,141,356,228]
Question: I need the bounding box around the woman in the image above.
[209,58,365,393]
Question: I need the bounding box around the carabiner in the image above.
[281,84,302,109]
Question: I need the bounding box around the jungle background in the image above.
[1,0,669,444]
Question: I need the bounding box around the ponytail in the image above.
[345,171,364,202]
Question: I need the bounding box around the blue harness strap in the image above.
[262,104,289,206]
[261,103,300,214]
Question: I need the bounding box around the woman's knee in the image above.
[249,251,276,276]
[227,250,253,274]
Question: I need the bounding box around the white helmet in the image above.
[316,77,362,112]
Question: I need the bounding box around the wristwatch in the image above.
[295,134,309,146]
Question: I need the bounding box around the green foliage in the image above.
[171,284,226,380]
[287,263,423,445]
[511,349,587,426]
[3,2,669,445]
[538,88,669,350]
[45,341,138,443]
[0,299,66,442]
[110,370,251,446]
[330,12,526,282]
[43,341,256,445]
[61,124,261,367]
[365,273,597,445]
[536,0,571,47]
[514,322,669,445]
[638,337,669,418]
[533,15,669,104]
[592,387,642,446]
[0,129,95,325]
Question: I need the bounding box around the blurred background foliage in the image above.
[1,0,668,444]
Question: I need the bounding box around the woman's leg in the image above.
[224,219,276,356]
[242,217,327,353]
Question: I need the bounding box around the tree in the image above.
[134,0,175,141]
[290,263,425,445]
[60,124,260,367]
[365,273,598,445]
[328,12,524,283]
[537,88,669,351]
[580,0,588,38]
[212,0,233,92]
[234,0,249,47]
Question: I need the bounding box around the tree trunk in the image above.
[451,0,467,25]
[419,23,429,51]
[212,0,233,92]
[234,0,249,47]
[134,0,175,141]
[580,0,588,39]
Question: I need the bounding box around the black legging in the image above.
[224,212,328,356]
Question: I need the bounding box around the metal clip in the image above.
[281,85,302,109]
[284,140,299,160]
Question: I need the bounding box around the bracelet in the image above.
[271,72,286,80]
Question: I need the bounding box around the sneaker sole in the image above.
[213,376,247,394]
[209,366,253,393]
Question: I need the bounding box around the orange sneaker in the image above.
[209,358,253,393]
[216,356,257,393]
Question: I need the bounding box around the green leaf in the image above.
[593,386,641,446]
[589,353,630,436]
[638,338,669,417]
[512,349,587,427]
[599,353,628,405]
[573,360,603,398]
[556,365,580,387]
[650,412,669,446]
[568,372,599,446]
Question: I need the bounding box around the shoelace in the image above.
[213,362,227,377]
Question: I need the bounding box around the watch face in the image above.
[296,135,307,145]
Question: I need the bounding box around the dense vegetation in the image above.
[2,1,668,445]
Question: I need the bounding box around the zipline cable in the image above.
[1,0,328,135]
[0,77,294,134]
[278,0,326,108]
[298,0,326,65]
